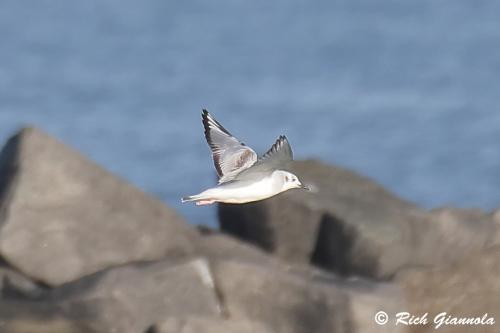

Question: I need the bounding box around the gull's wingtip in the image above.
[201,109,212,125]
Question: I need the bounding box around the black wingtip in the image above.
[201,109,232,137]
[201,110,212,145]
[261,134,293,161]
[202,109,210,122]
[277,135,289,146]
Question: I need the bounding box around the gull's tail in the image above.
[182,188,218,205]
[181,193,216,206]
[181,195,198,203]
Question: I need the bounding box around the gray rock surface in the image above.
[340,279,408,333]
[420,207,499,263]
[50,258,222,333]
[148,317,275,333]
[196,227,278,266]
[198,231,409,333]
[0,299,94,333]
[199,232,408,333]
[219,160,498,279]
[0,127,198,286]
[211,259,409,333]
[0,264,45,299]
[0,253,408,333]
[396,245,500,333]
[493,209,500,224]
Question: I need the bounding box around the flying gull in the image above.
[182,110,309,205]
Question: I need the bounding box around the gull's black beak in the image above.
[300,184,311,191]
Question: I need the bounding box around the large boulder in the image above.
[219,160,498,279]
[198,228,407,333]
[211,259,408,333]
[396,245,500,333]
[198,229,407,333]
[0,127,198,286]
[219,159,422,278]
[49,258,222,333]
[417,207,499,263]
[0,224,409,333]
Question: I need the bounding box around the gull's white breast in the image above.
[203,175,282,204]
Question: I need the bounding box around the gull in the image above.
[182,110,309,205]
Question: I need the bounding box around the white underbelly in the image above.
[205,177,279,204]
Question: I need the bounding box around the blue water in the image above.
[1,1,499,226]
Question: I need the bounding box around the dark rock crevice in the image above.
[311,213,378,278]
[0,131,21,230]
[219,202,276,252]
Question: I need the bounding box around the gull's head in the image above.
[276,170,310,192]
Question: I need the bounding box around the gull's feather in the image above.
[260,135,293,163]
[234,135,294,181]
[202,110,257,183]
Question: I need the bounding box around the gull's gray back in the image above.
[234,135,294,181]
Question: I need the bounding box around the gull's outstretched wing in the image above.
[234,135,294,181]
[202,109,257,183]
[260,135,293,163]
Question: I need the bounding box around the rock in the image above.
[210,259,409,333]
[396,245,500,333]
[340,279,408,333]
[421,207,498,263]
[0,127,199,286]
[0,299,93,333]
[493,209,500,224]
[0,319,91,333]
[491,209,500,244]
[0,224,409,333]
[147,317,275,333]
[219,160,498,279]
[196,227,278,265]
[219,160,426,279]
[0,263,46,299]
[50,258,222,333]
[199,227,409,333]
[212,260,347,333]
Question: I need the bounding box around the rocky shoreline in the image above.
[0,127,498,333]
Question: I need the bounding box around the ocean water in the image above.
[1,0,499,226]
